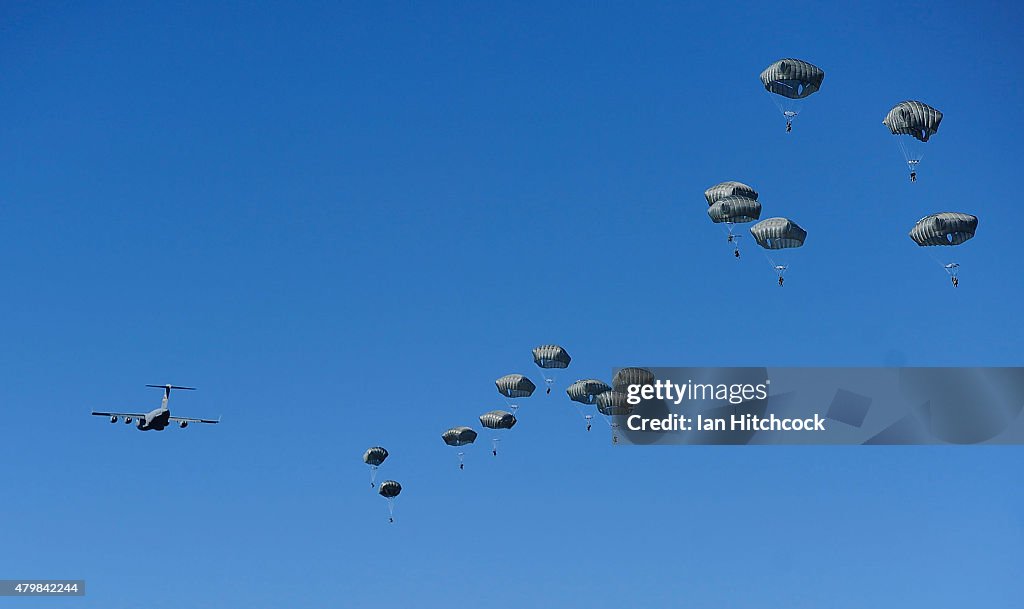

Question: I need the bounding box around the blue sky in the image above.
[1,1,1022,607]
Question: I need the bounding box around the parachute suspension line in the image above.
[501,395,520,417]
[491,437,500,456]
[543,374,555,395]
[386,498,396,523]
[924,248,954,272]
[538,358,557,392]
[369,465,378,488]
[767,90,795,131]
[721,223,741,257]
[924,248,946,270]
[602,415,622,443]
[763,252,787,275]
[925,251,942,278]
[571,402,591,428]
[457,451,465,470]
[761,251,789,286]
[922,249,960,285]
[896,137,908,165]
[896,138,923,179]
[569,401,595,431]
[768,90,784,116]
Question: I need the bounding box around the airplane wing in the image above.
[169,416,220,424]
[92,411,147,418]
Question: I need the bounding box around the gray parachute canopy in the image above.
[480,410,517,430]
[708,195,762,224]
[378,480,402,498]
[532,345,571,369]
[760,58,824,99]
[750,217,807,250]
[595,390,633,417]
[910,213,978,246]
[884,101,943,142]
[567,379,612,405]
[705,181,759,205]
[363,446,388,466]
[612,368,655,392]
[496,374,536,398]
[442,426,478,446]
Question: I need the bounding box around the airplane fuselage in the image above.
[137,408,171,431]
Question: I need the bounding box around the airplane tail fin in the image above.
[146,384,196,404]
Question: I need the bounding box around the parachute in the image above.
[495,374,536,416]
[708,196,761,224]
[480,409,517,456]
[760,58,825,132]
[566,378,611,431]
[750,217,807,249]
[495,374,536,398]
[532,345,571,368]
[612,367,655,392]
[750,217,807,286]
[599,369,652,443]
[442,426,479,445]
[883,100,943,181]
[910,212,978,287]
[705,182,761,257]
[532,345,571,394]
[378,479,402,497]
[595,390,634,444]
[567,379,612,404]
[378,480,402,523]
[705,181,759,205]
[596,390,633,416]
[442,426,478,469]
[362,446,389,488]
[480,410,517,429]
[708,195,762,258]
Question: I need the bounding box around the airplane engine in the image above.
[110,415,118,423]
[124,417,133,424]
[179,421,189,429]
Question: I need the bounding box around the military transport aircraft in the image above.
[91,384,220,431]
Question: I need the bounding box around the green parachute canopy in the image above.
[532,344,571,369]
[362,446,388,467]
[442,426,478,446]
[910,213,978,246]
[705,181,759,206]
[595,390,633,417]
[708,195,762,224]
[760,58,825,99]
[496,374,536,398]
[567,379,612,405]
[378,480,402,498]
[479,410,517,430]
[884,100,943,143]
[612,368,655,392]
[750,217,807,250]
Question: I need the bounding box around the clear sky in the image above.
[1,1,1022,607]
